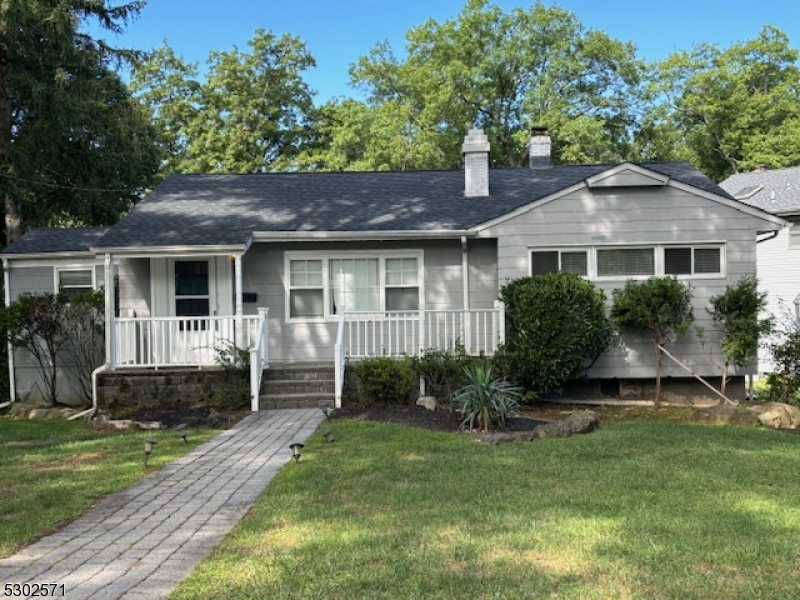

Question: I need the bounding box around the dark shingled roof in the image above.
[720,166,800,215]
[93,162,730,250]
[2,227,110,256]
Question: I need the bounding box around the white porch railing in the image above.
[249,308,270,411]
[114,315,260,368]
[344,302,505,359]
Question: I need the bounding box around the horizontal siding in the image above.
[483,184,765,378]
[241,239,476,362]
[8,266,54,300]
[754,226,800,372]
[118,258,151,317]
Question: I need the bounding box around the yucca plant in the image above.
[452,364,522,432]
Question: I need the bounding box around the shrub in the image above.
[611,277,693,407]
[62,290,105,402]
[347,356,417,405]
[763,313,800,406]
[452,364,522,431]
[500,272,612,399]
[1,292,70,405]
[410,347,482,404]
[211,341,250,410]
[709,277,771,396]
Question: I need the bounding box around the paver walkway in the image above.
[0,408,325,599]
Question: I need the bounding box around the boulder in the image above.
[8,404,80,420]
[478,411,599,444]
[416,396,437,411]
[747,402,800,430]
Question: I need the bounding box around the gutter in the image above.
[252,230,477,242]
[795,293,800,321]
[756,230,779,244]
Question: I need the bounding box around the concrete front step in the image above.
[259,362,336,410]
[263,363,335,382]
[259,392,335,410]
[262,379,335,395]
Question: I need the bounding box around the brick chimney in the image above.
[462,128,490,197]
[528,126,551,169]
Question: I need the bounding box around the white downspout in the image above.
[2,258,15,410]
[461,235,471,352]
[70,253,114,420]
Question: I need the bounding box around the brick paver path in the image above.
[0,409,324,599]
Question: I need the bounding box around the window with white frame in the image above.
[596,247,655,277]
[530,249,588,276]
[287,253,421,319]
[57,269,94,299]
[174,260,210,316]
[664,247,721,275]
[530,244,724,280]
[289,259,324,318]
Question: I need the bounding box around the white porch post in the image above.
[234,254,243,348]
[104,254,116,368]
[495,299,506,349]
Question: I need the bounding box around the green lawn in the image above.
[171,420,800,600]
[0,418,221,558]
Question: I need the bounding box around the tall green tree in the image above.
[305,0,644,171]
[132,30,316,175]
[0,1,160,245]
[650,26,800,181]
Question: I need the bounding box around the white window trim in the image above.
[528,243,726,281]
[284,250,424,322]
[54,266,97,295]
[529,247,591,278]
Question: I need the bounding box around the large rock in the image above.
[698,404,761,427]
[478,411,599,444]
[8,404,81,420]
[747,402,800,429]
[416,396,437,411]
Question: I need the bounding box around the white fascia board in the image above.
[0,250,97,261]
[666,179,787,229]
[252,230,475,242]
[585,163,670,188]
[90,244,247,258]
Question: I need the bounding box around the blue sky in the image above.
[91,0,800,103]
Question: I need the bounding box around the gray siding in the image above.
[241,239,484,362]
[468,239,498,309]
[7,260,100,405]
[118,258,151,317]
[482,184,770,379]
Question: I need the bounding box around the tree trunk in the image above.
[720,359,729,403]
[654,342,663,409]
[0,74,20,246]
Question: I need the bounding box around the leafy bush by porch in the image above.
[345,356,417,405]
[500,273,612,399]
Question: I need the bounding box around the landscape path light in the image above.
[144,439,158,467]
[289,442,304,462]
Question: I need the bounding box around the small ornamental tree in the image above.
[709,277,771,398]
[611,277,694,407]
[2,293,69,405]
[500,272,612,399]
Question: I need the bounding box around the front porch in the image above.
[107,304,505,410]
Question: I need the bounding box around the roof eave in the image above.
[251,230,477,242]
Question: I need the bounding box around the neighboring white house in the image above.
[2,129,785,407]
[720,166,800,372]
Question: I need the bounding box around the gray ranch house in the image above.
[721,166,800,372]
[2,130,785,410]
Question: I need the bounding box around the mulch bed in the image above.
[331,404,549,433]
